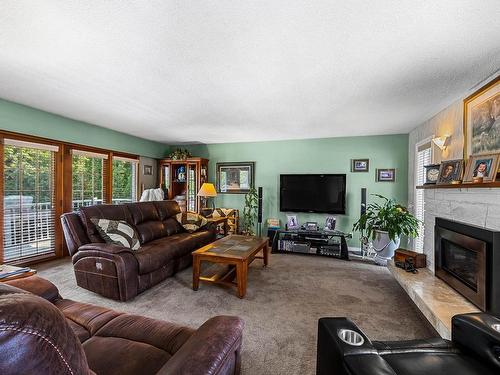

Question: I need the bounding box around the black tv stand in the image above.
[271,229,350,260]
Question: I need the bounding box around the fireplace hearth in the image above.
[435,218,500,316]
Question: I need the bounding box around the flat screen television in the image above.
[280,174,346,214]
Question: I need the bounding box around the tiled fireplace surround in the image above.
[423,187,500,271]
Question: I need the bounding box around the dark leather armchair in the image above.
[317,313,500,375]
[1,275,243,375]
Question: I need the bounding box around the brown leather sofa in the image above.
[61,200,216,301]
[1,275,244,375]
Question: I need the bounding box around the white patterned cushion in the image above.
[90,218,141,250]
[175,212,208,233]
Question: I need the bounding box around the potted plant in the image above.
[242,187,259,235]
[352,194,420,266]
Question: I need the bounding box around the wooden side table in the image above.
[0,265,37,282]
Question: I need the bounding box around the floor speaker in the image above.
[361,188,367,216]
[257,187,263,223]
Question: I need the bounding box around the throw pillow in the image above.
[90,218,141,250]
[175,212,208,233]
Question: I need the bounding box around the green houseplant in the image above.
[352,194,420,265]
[242,187,259,235]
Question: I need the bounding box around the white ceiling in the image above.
[0,1,499,144]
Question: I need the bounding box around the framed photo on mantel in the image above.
[216,162,255,194]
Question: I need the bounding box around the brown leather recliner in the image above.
[61,200,217,301]
[0,275,243,375]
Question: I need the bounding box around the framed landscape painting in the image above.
[216,162,255,194]
[351,158,369,172]
[464,76,500,159]
[376,168,396,182]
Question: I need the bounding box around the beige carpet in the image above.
[36,254,436,375]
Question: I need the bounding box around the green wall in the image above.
[0,99,168,158]
[183,134,409,246]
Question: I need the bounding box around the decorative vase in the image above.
[371,230,400,266]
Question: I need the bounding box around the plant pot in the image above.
[371,230,400,266]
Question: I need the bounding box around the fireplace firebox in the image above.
[435,218,500,316]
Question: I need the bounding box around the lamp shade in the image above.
[197,183,217,197]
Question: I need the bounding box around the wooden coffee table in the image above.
[192,234,269,298]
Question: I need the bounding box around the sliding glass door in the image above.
[2,139,59,263]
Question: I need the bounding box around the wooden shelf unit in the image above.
[416,182,500,189]
[159,157,209,213]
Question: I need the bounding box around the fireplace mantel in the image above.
[417,182,500,189]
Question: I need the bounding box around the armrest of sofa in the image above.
[317,317,396,375]
[4,275,60,303]
[202,219,219,234]
[158,316,244,375]
[79,242,134,255]
[452,313,500,371]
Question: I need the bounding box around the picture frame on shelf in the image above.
[216,161,255,194]
[463,76,500,159]
[436,159,464,185]
[376,168,396,182]
[324,216,336,231]
[351,159,369,172]
[286,215,299,230]
[463,153,500,183]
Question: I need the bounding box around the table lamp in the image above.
[197,183,217,211]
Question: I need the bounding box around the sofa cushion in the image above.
[125,202,167,244]
[175,212,208,233]
[91,218,141,250]
[163,217,184,236]
[80,204,132,243]
[83,314,194,375]
[153,200,181,221]
[134,231,214,274]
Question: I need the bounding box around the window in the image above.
[112,156,138,204]
[72,150,108,209]
[2,139,59,262]
[414,140,433,252]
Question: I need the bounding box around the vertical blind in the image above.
[3,139,58,262]
[112,157,138,204]
[72,149,108,209]
[414,143,432,252]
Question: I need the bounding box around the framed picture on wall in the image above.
[216,162,255,194]
[464,76,500,159]
[376,168,396,182]
[351,159,369,172]
[143,165,153,176]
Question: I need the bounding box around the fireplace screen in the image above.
[442,239,477,291]
[435,223,487,311]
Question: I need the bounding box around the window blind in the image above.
[72,150,108,209]
[71,149,108,159]
[112,158,138,204]
[4,138,59,153]
[414,145,432,252]
[3,142,57,262]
